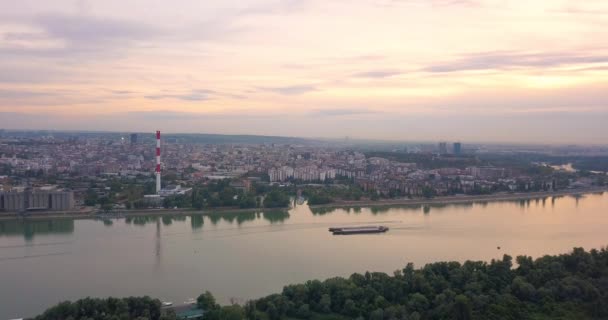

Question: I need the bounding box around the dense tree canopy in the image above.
[263,190,291,208]
[189,180,288,209]
[249,247,608,320]
[305,191,333,206]
[33,296,176,320]
[34,248,608,320]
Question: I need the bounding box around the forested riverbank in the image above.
[308,187,608,209]
[33,247,608,320]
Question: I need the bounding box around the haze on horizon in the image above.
[1,0,607,144]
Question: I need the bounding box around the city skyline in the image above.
[1,0,608,143]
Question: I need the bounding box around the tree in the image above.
[263,190,290,208]
[239,195,257,208]
[266,302,280,320]
[454,295,472,320]
[318,294,332,313]
[342,299,359,317]
[34,297,172,320]
[84,188,98,206]
[511,276,537,302]
[306,192,333,205]
[197,291,219,311]
[244,301,259,320]
[295,304,311,319]
[163,194,191,209]
[219,305,245,320]
[422,186,436,199]
[369,308,384,320]
[408,293,429,312]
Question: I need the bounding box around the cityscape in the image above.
[1,130,606,216]
[2,0,608,319]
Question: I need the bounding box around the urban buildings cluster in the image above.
[437,142,462,155]
[0,132,605,212]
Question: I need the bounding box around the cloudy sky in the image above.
[1,0,607,143]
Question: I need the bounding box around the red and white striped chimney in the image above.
[156,130,161,193]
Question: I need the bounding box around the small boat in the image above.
[185,298,196,305]
[162,301,173,307]
[330,226,389,235]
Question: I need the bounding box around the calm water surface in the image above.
[1,193,607,319]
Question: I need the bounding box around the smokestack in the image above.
[156,130,161,193]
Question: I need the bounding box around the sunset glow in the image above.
[1,0,608,143]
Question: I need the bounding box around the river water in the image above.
[1,193,607,319]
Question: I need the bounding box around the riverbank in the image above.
[309,187,608,209]
[0,205,286,221]
[1,187,605,221]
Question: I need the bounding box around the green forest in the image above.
[33,247,608,320]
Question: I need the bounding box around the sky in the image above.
[1,0,607,144]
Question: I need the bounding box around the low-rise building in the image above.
[0,189,75,212]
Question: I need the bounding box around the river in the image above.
[1,192,607,319]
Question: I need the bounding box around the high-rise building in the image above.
[438,142,448,154]
[453,142,462,155]
[130,133,138,145]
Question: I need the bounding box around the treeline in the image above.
[233,248,608,320]
[182,248,608,319]
[302,186,366,205]
[243,247,608,320]
[163,180,291,210]
[84,178,154,210]
[32,296,177,320]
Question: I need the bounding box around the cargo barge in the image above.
[329,226,389,235]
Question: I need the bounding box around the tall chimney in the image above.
[156,130,161,193]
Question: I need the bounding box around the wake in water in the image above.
[0,251,72,262]
[161,219,404,237]
[189,221,415,240]
[0,241,73,250]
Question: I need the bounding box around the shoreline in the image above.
[0,206,286,221]
[0,187,605,221]
[308,187,608,209]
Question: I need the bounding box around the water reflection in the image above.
[0,219,74,241]
[191,214,204,230]
[310,207,335,215]
[329,195,608,216]
[370,206,392,214]
[125,215,159,226]
[571,194,585,207]
[155,219,161,267]
[263,210,290,223]
[423,205,430,214]
[208,211,257,225]
[162,215,186,225]
[0,194,604,240]
[0,209,291,240]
